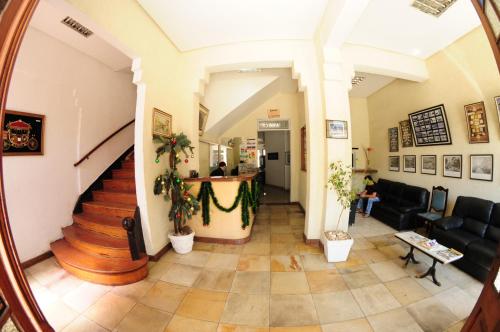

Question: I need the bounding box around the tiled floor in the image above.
[260,185,290,204]
[25,205,482,331]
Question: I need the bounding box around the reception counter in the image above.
[184,173,258,244]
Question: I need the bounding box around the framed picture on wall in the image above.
[409,104,452,146]
[495,96,500,128]
[470,154,494,181]
[421,155,437,175]
[464,101,489,143]
[152,108,172,138]
[399,120,413,147]
[403,155,416,173]
[3,110,45,156]
[199,104,209,136]
[326,120,348,139]
[388,127,399,152]
[443,155,462,179]
[389,156,400,172]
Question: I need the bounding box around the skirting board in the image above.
[302,233,320,248]
[148,242,172,262]
[194,235,251,245]
[21,251,54,269]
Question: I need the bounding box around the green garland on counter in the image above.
[196,179,260,229]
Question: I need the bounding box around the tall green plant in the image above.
[327,161,356,232]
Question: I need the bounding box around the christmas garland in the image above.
[196,179,260,229]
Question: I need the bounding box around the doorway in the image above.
[259,130,290,204]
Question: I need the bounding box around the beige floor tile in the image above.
[434,287,475,320]
[377,244,409,260]
[357,248,390,264]
[243,242,271,255]
[213,244,245,254]
[365,235,401,248]
[271,272,310,294]
[29,282,59,311]
[61,316,108,332]
[270,326,321,332]
[295,243,323,255]
[160,263,202,286]
[369,261,408,282]
[237,255,270,271]
[407,297,459,332]
[176,288,228,322]
[139,281,188,313]
[42,299,79,331]
[384,277,431,305]
[270,225,293,234]
[231,271,270,294]
[270,243,298,255]
[321,318,373,332]
[334,251,366,272]
[300,254,335,271]
[351,284,401,316]
[115,303,172,332]
[341,265,381,289]
[147,259,173,281]
[289,218,305,226]
[193,242,216,252]
[312,291,364,324]
[46,272,85,297]
[206,253,240,270]
[413,269,456,295]
[306,270,348,293]
[221,293,270,327]
[26,257,65,286]
[352,237,376,250]
[171,250,211,267]
[166,315,218,332]
[84,292,135,330]
[271,233,297,243]
[194,268,235,292]
[62,282,111,313]
[367,308,423,332]
[270,255,303,272]
[446,320,466,332]
[112,279,155,301]
[217,324,269,332]
[270,294,318,327]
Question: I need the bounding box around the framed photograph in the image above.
[388,127,399,152]
[399,120,413,147]
[3,110,44,156]
[495,96,500,128]
[389,156,400,172]
[152,108,172,138]
[326,120,348,139]
[470,154,494,181]
[403,155,416,173]
[465,101,489,143]
[443,155,462,179]
[421,155,437,175]
[199,104,209,136]
[409,104,452,147]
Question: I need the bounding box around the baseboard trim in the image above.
[148,242,172,262]
[21,251,54,269]
[302,234,320,248]
[194,235,251,245]
[296,202,305,213]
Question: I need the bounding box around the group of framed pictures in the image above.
[389,154,494,181]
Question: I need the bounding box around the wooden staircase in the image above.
[51,155,148,285]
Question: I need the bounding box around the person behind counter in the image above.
[210,161,227,176]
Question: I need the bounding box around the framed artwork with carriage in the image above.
[3,110,44,156]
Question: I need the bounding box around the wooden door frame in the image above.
[0,0,52,330]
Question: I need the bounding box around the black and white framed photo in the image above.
[399,120,413,147]
[403,155,416,173]
[389,156,400,172]
[388,127,399,152]
[409,104,452,147]
[470,154,494,181]
[421,155,437,175]
[326,120,348,139]
[443,155,462,178]
[495,96,500,129]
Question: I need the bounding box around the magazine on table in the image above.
[436,248,462,261]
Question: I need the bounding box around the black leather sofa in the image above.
[431,196,499,281]
[368,179,430,230]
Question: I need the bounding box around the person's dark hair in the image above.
[364,175,374,181]
[219,161,227,168]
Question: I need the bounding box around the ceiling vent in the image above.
[351,76,365,86]
[411,0,457,17]
[61,16,93,38]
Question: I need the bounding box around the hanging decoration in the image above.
[153,133,200,235]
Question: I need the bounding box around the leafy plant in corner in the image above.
[153,133,200,235]
[326,161,357,240]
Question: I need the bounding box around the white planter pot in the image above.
[322,234,354,262]
[168,231,195,254]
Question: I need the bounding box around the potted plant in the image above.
[153,133,200,254]
[323,161,357,262]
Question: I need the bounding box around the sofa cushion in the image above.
[434,216,463,231]
[375,179,392,196]
[485,203,500,243]
[465,239,497,269]
[452,196,494,223]
[401,185,429,208]
[386,182,404,205]
[463,218,489,238]
[433,229,481,252]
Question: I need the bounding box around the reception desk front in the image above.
[184,173,257,244]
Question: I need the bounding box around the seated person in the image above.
[356,175,380,217]
[210,161,227,176]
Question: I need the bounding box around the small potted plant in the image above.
[323,161,357,262]
[153,133,200,254]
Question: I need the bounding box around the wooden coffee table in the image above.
[395,231,463,286]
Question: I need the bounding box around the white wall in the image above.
[5,27,135,261]
[350,97,371,191]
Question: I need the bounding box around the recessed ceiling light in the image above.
[238,68,263,73]
[411,0,457,17]
[351,75,365,86]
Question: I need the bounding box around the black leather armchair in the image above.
[431,196,498,281]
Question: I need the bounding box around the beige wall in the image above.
[367,27,500,214]
[350,97,371,191]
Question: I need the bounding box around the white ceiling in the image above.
[347,0,481,59]
[349,72,395,98]
[137,0,328,51]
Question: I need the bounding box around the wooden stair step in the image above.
[92,190,137,205]
[121,160,134,169]
[62,225,130,259]
[103,179,135,192]
[73,212,127,239]
[112,169,135,179]
[51,239,148,285]
[82,201,135,218]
